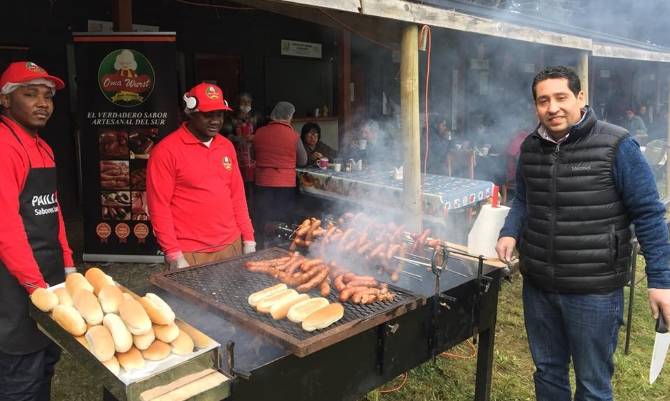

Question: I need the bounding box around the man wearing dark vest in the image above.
[497,66,670,401]
[0,62,76,401]
[252,101,307,247]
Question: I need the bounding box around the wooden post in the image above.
[666,72,670,199]
[338,30,352,151]
[401,24,421,230]
[113,0,133,32]
[577,51,589,105]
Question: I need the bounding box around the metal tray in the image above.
[28,286,230,401]
[150,248,425,357]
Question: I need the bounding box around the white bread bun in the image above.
[84,267,115,295]
[154,323,179,343]
[175,320,217,349]
[102,355,120,375]
[287,297,329,323]
[85,325,116,362]
[98,285,124,314]
[133,328,155,351]
[256,289,297,313]
[30,288,58,312]
[248,283,287,307]
[65,273,94,296]
[139,293,175,325]
[52,305,87,336]
[170,330,194,355]
[102,313,133,353]
[119,298,152,335]
[122,293,133,301]
[54,287,73,307]
[301,302,344,332]
[117,346,145,371]
[73,290,104,325]
[270,293,309,320]
[142,340,171,361]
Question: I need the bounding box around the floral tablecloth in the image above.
[297,167,494,217]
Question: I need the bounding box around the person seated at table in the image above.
[423,115,452,175]
[301,122,337,165]
[346,119,399,170]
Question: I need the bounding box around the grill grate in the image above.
[151,248,421,355]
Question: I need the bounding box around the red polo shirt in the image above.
[146,123,254,256]
[0,116,74,293]
[253,121,299,187]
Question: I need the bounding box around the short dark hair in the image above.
[301,122,321,143]
[532,66,581,100]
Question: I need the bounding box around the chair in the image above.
[447,149,476,179]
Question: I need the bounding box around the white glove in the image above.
[64,267,77,275]
[166,252,190,269]
[243,241,257,254]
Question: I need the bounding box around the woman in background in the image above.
[301,122,337,165]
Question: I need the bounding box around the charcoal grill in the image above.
[150,248,424,357]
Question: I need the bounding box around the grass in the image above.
[50,259,669,401]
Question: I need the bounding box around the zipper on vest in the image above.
[549,142,561,264]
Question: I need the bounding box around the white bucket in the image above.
[467,204,510,258]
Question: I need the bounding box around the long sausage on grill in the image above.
[297,267,329,293]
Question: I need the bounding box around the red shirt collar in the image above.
[177,122,223,147]
[1,115,42,142]
[269,120,293,129]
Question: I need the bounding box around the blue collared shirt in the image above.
[500,135,670,289]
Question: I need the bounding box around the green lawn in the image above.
[363,256,670,401]
[51,259,669,400]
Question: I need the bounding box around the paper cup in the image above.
[332,163,342,172]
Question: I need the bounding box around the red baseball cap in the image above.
[0,61,65,92]
[183,82,232,113]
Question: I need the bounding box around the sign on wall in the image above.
[281,39,322,59]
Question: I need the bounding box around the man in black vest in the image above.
[497,66,670,401]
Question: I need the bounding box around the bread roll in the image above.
[54,287,73,307]
[170,330,194,355]
[65,273,94,296]
[98,285,124,314]
[287,297,329,323]
[30,288,58,312]
[119,298,152,335]
[133,328,155,351]
[73,290,103,325]
[270,293,309,320]
[248,283,288,307]
[84,267,114,295]
[139,293,175,325]
[117,346,145,371]
[302,302,344,332]
[154,323,179,343]
[85,325,115,362]
[52,305,87,336]
[102,355,120,375]
[102,313,133,353]
[256,289,297,313]
[142,340,171,361]
[122,293,133,301]
[174,320,217,349]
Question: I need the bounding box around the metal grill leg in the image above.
[474,308,497,401]
[624,244,639,355]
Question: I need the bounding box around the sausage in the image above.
[300,258,323,272]
[357,240,375,255]
[385,244,401,262]
[368,243,387,260]
[345,279,378,288]
[390,225,405,242]
[284,257,305,275]
[338,286,371,302]
[319,278,331,297]
[305,219,321,242]
[334,274,346,291]
[297,267,329,293]
[323,226,337,242]
[412,229,431,254]
[295,219,311,237]
[337,229,355,250]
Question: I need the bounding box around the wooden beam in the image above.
[274,0,360,13]
[593,43,670,63]
[400,24,421,231]
[338,30,352,149]
[577,51,589,105]
[113,0,133,32]
[358,0,591,51]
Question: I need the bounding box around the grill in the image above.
[150,248,424,357]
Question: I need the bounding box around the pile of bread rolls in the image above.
[248,284,344,332]
[30,267,214,376]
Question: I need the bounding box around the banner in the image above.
[74,33,178,262]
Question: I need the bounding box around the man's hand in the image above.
[648,288,670,324]
[243,241,257,254]
[166,252,190,269]
[496,236,517,263]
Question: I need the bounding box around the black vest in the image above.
[519,108,632,293]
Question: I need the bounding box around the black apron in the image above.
[0,121,64,355]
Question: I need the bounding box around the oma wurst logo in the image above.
[98,49,155,107]
[32,192,59,216]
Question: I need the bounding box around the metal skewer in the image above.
[398,270,423,281]
[393,255,469,277]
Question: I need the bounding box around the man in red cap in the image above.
[0,61,75,401]
[147,83,255,268]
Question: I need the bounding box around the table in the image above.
[297,167,494,218]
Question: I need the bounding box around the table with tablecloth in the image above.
[296,167,494,218]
